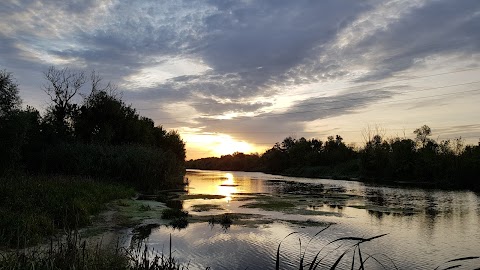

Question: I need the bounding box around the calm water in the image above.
[134,170,480,269]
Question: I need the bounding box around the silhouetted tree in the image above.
[43,66,86,139]
[414,125,432,148]
[360,135,390,179]
[0,70,21,118]
[389,138,416,179]
[0,70,41,174]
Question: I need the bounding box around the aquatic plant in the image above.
[161,209,189,230]
[161,209,188,220]
[275,225,396,270]
[207,213,234,230]
[169,217,189,230]
[190,204,223,212]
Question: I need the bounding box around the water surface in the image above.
[138,170,480,269]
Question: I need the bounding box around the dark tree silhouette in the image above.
[43,66,86,138]
[0,70,21,117]
[414,125,432,148]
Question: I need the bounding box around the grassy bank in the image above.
[0,175,134,248]
[0,233,185,270]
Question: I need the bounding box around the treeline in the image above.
[0,67,186,191]
[187,127,480,191]
[187,152,264,172]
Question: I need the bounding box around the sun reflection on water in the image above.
[217,173,237,203]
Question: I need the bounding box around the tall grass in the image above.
[0,175,134,248]
[0,232,188,270]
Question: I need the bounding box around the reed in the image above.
[0,232,188,270]
[275,225,396,270]
[275,226,480,269]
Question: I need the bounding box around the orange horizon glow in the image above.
[182,132,267,160]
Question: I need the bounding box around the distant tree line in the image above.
[187,128,480,191]
[0,68,186,191]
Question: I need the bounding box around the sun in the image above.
[182,132,256,159]
[214,139,253,156]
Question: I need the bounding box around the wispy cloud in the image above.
[1,0,479,157]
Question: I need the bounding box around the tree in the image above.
[0,70,21,118]
[414,125,432,148]
[0,70,41,174]
[43,66,86,137]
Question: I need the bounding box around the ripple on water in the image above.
[135,170,480,269]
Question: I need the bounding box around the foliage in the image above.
[75,89,153,145]
[32,143,183,191]
[0,107,41,174]
[187,152,262,172]
[42,66,86,139]
[0,69,21,117]
[0,67,186,192]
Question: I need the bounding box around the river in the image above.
[134,169,480,269]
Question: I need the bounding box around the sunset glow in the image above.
[2,0,479,159]
[182,133,260,159]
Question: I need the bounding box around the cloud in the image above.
[348,0,480,81]
[1,0,480,151]
[258,89,395,123]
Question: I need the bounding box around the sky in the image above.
[1,0,479,159]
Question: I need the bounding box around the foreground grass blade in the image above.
[327,234,388,246]
[350,248,356,270]
[328,249,350,270]
[358,244,364,270]
[434,256,480,270]
[441,265,462,270]
[359,253,398,270]
[276,232,298,270]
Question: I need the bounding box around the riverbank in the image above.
[0,175,189,269]
[0,175,135,249]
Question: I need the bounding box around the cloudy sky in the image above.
[1,0,479,159]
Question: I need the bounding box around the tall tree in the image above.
[414,125,432,148]
[43,66,85,138]
[0,70,21,118]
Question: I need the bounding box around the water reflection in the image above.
[151,170,480,269]
[131,224,160,247]
[217,172,237,203]
[165,199,183,209]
